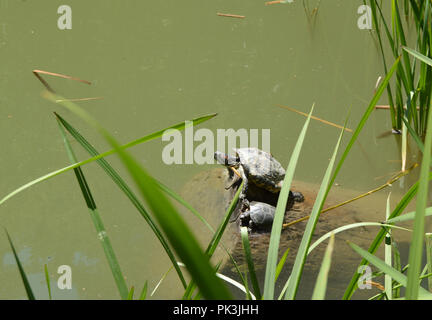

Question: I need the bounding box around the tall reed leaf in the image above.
[241,226,262,300]
[403,45,432,299]
[45,92,231,299]
[263,104,314,300]
[182,182,243,300]
[44,264,51,300]
[311,233,335,300]
[327,56,400,198]
[348,241,432,299]
[343,172,432,299]
[285,125,345,300]
[0,113,216,207]
[56,118,129,299]
[55,113,187,288]
[4,229,35,300]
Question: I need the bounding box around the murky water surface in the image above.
[0,0,428,299]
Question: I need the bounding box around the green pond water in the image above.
[0,0,429,299]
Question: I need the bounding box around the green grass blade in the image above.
[44,264,52,300]
[55,113,187,288]
[4,229,35,300]
[386,207,432,224]
[328,56,400,201]
[205,182,243,257]
[426,234,432,292]
[401,115,425,152]
[406,73,432,299]
[385,193,393,300]
[275,248,290,282]
[127,286,135,300]
[343,172,432,299]
[139,281,148,300]
[263,103,314,300]
[151,266,174,297]
[392,239,402,298]
[393,0,414,92]
[56,118,129,299]
[308,222,411,256]
[348,241,432,299]
[182,182,243,299]
[285,124,345,300]
[0,112,217,207]
[403,46,432,67]
[48,92,232,300]
[311,233,335,300]
[241,227,262,300]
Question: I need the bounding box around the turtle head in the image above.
[214,151,239,167]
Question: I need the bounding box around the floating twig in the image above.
[265,1,284,5]
[33,69,91,93]
[266,0,293,5]
[32,69,100,102]
[375,105,420,110]
[55,97,104,103]
[277,104,353,132]
[217,13,245,19]
[365,280,385,291]
[282,163,418,229]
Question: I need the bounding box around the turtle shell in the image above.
[249,201,276,228]
[235,148,285,192]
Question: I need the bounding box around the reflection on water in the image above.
[0,1,425,299]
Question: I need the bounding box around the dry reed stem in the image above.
[265,1,283,5]
[217,13,245,19]
[277,104,353,132]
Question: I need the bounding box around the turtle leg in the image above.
[225,174,240,190]
[292,191,305,202]
[225,166,242,190]
[239,211,250,226]
[239,173,250,211]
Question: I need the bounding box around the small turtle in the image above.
[214,148,304,211]
[239,201,276,231]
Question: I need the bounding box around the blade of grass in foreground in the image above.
[127,287,135,300]
[348,241,432,299]
[263,104,314,300]
[55,113,187,288]
[241,226,262,300]
[327,56,400,207]
[139,281,148,300]
[406,80,432,300]
[0,112,217,207]
[343,172,432,299]
[56,118,129,300]
[4,229,35,300]
[332,56,400,299]
[44,264,52,300]
[275,248,290,282]
[403,45,432,299]
[285,124,345,300]
[46,92,232,300]
[385,193,392,300]
[182,183,243,299]
[311,233,335,300]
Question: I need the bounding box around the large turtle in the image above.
[214,148,304,212]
